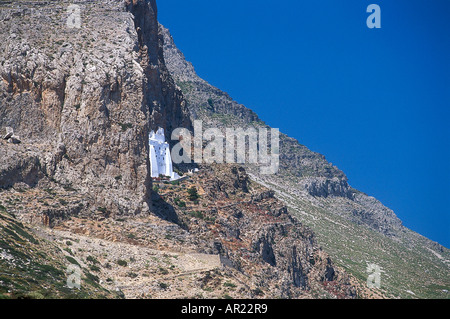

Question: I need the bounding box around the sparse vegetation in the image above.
[158,267,169,275]
[116,259,128,267]
[223,282,236,288]
[89,264,100,272]
[252,288,264,296]
[159,282,169,290]
[188,211,204,219]
[119,123,133,132]
[127,272,138,278]
[174,197,186,208]
[187,186,199,201]
[86,255,99,265]
[65,256,80,266]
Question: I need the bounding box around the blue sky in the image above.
[157,0,450,248]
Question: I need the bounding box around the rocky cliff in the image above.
[0,0,447,300]
[0,0,190,219]
[0,0,362,299]
[149,163,361,298]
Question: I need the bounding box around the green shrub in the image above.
[159,282,168,290]
[65,256,80,266]
[223,282,236,288]
[119,123,132,132]
[252,288,264,296]
[25,291,45,299]
[86,255,99,265]
[159,267,169,275]
[189,211,204,219]
[85,272,100,283]
[89,264,100,272]
[174,198,186,208]
[117,259,128,267]
[187,186,199,201]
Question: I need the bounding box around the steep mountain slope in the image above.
[49,163,367,299]
[0,0,446,300]
[0,0,367,299]
[0,202,116,299]
[161,25,450,299]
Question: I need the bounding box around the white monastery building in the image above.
[149,128,180,181]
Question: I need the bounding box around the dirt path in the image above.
[40,228,223,298]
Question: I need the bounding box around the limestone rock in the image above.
[7,135,21,144]
[2,127,14,140]
[0,0,191,216]
[158,164,358,298]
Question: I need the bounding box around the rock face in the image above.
[0,0,190,216]
[0,145,43,189]
[302,177,353,199]
[1,0,447,300]
[153,164,358,298]
[2,127,14,140]
[125,1,191,137]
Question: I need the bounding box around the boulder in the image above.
[7,135,21,144]
[2,127,14,140]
